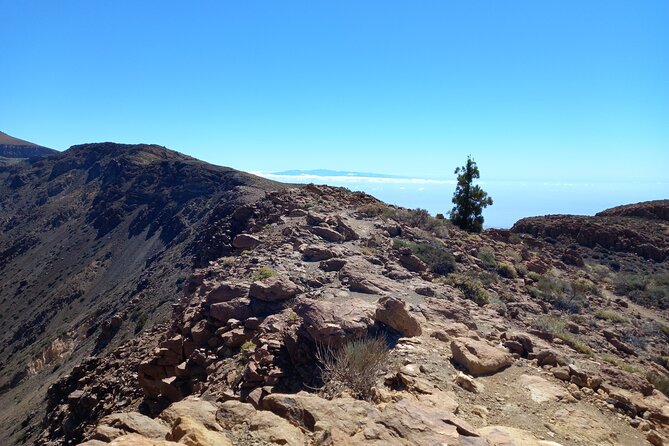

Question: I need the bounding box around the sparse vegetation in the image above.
[221,256,235,266]
[240,340,256,364]
[443,274,490,306]
[533,316,593,355]
[393,239,456,275]
[358,204,451,236]
[316,336,390,401]
[647,371,669,397]
[360,246,375,256]
[252,266,277,281]
[600,354,644,375]
[477,246,497,270]
[526,273,597,314]
[131,310,148,334]
[594,309,628,323]
[497,261,518,279]
[614,272,669,309]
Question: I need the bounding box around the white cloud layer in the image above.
[252,172,456,185]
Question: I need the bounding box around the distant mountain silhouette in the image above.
[0,131,58,158]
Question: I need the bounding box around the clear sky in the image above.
[2,1,667,182]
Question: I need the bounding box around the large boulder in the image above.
[209,298,252,322]
[339,257,397,294]
[232,233,262,250]
[450,338,513,376]
[205,282,249,304]
[375,296,422,337]
[311,225,345,242]
[262,391,378,434]
[158,397,222,432]
[249,275,303,302]
[294,298,375,347]
[216,400,307,446]
[302,244,336,261]
[91,412,170,442]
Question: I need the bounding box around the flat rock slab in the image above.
[519,374,569,404]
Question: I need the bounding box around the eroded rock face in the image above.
[294,298,375,347]
[375,296,422,337]
[450,338,513,376]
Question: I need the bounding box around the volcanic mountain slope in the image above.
[36,187,669,446]
[0,130,58,158]
[0,142,283,445]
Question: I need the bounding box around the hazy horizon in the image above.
[255,170,669,228]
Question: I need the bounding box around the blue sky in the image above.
[2,1,668,183]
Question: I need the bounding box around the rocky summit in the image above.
[1,142,668,446]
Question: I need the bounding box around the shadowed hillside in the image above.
[0,142,283,445]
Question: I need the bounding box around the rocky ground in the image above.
[33,185,668,446]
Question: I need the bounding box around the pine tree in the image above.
[450,156,493,232]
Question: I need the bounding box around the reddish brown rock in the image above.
[450,338,513,376]
[375,296,422,337]
[249,276,303,302]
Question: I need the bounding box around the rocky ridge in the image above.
[37,186,669,446]
[0,143,282,445]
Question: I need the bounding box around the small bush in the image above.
[497,262,518,279]
[515,262,528,277]
[526,271,543,282]
[533,316,593,355]
[614,273,669,309]
[393,239,456,275]
[132,311,148,334]
[359,205,451,235]
[316,336,390,400]
[477,246,497,270]
[239,340,256,363]
[647,371,669,397]
[526,274,585,313]
[594,309,628,323]
[252,266,277,282]
[446,274,489,306]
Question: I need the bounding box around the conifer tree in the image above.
[450,156,493,232]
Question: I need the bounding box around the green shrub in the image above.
[526,271,543,282]
[497,262,518,279]
[446,274,489,306]
[515,262,528,277]
[252,266,277,281]
[477,246,497,269]
[316,336,390,401]
[393,239,456,275]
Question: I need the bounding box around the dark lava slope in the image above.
[0,142,282,445]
